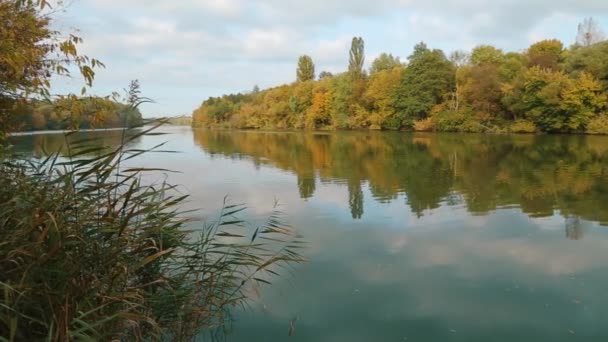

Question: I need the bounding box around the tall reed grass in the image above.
[0,122,305,341]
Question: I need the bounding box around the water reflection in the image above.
[9,129,143,157]
[9,127,608,341]
[193,130,608,226]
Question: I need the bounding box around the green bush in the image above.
[434,110,486,133]
[0,125,304,341]
[510,120,538,134]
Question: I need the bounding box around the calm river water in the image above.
[10,127,608,341]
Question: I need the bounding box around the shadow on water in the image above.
[8,129,143,157]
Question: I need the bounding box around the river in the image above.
[9,127,608,341]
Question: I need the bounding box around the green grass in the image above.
[0,122,305,341]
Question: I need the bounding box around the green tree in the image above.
[470,45,504,65]
[319,71,334,79]
[564,41,608,89]
[328,74,353,128]
[370,53,401,74]
[297,55,316,82]
[393,43,455,128]
[348,37,365,79]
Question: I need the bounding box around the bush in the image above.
[0,125,304,341]
[413,117,436,132]
[510,119,538,134]
[434,109,485,133]
[586,114,608,135]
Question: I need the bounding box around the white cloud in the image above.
[51,0,608,116]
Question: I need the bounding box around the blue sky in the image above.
[52,0,608,117]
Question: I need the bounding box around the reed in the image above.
[0,122,305,341]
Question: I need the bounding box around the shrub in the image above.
[0,124,304,341]
[510,119,538,134]
[586,114,608,135]
[413,117,436,132]
[434,109,485,133]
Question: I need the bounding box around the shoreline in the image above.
[8,127,142,137]
[190,126,608,136]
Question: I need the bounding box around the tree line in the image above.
[193,18,608,134]
[4,97,144,131]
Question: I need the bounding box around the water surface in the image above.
[10,128,608,341]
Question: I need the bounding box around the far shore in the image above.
[8,127,140,137]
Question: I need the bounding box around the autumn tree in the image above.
[511,67,605,132]
[297,55,316,82]
[361,67,403,129]
[527,39,564,70]
[0,0,101,99]
[0,0,103,134]
[461,45,504,116]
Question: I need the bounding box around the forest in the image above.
[192,19,608,134]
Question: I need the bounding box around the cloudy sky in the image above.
[52,0,608,117]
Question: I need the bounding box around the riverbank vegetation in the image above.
[193,19,608,134]
[4,96,144,131]
[0,125,305,341]
[1,1,304,340]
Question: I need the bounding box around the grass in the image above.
[0,121,305,341]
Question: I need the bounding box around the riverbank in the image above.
[191,124,608,136]
[8,127,138,137]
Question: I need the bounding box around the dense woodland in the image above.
[193,19,608,134]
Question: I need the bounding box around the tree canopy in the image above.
[193,19,608,135]
[0,0,133,133]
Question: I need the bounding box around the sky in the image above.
[51,0,608,117]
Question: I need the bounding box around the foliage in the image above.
[433,107,486,133]
[297,55,315,82]
[348,37,365,80]
[586,114,608,134]
[369,53,402,74]
[510,120,538,133]
[527,39,564,70]
[6,97,144,132]
[470,45,504,65]
[393,43,455,128]
[564,41,608,89]
[0,0,102,99]
[193,19,608,135]
[0,125,305,341]
[513,68,605,132]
